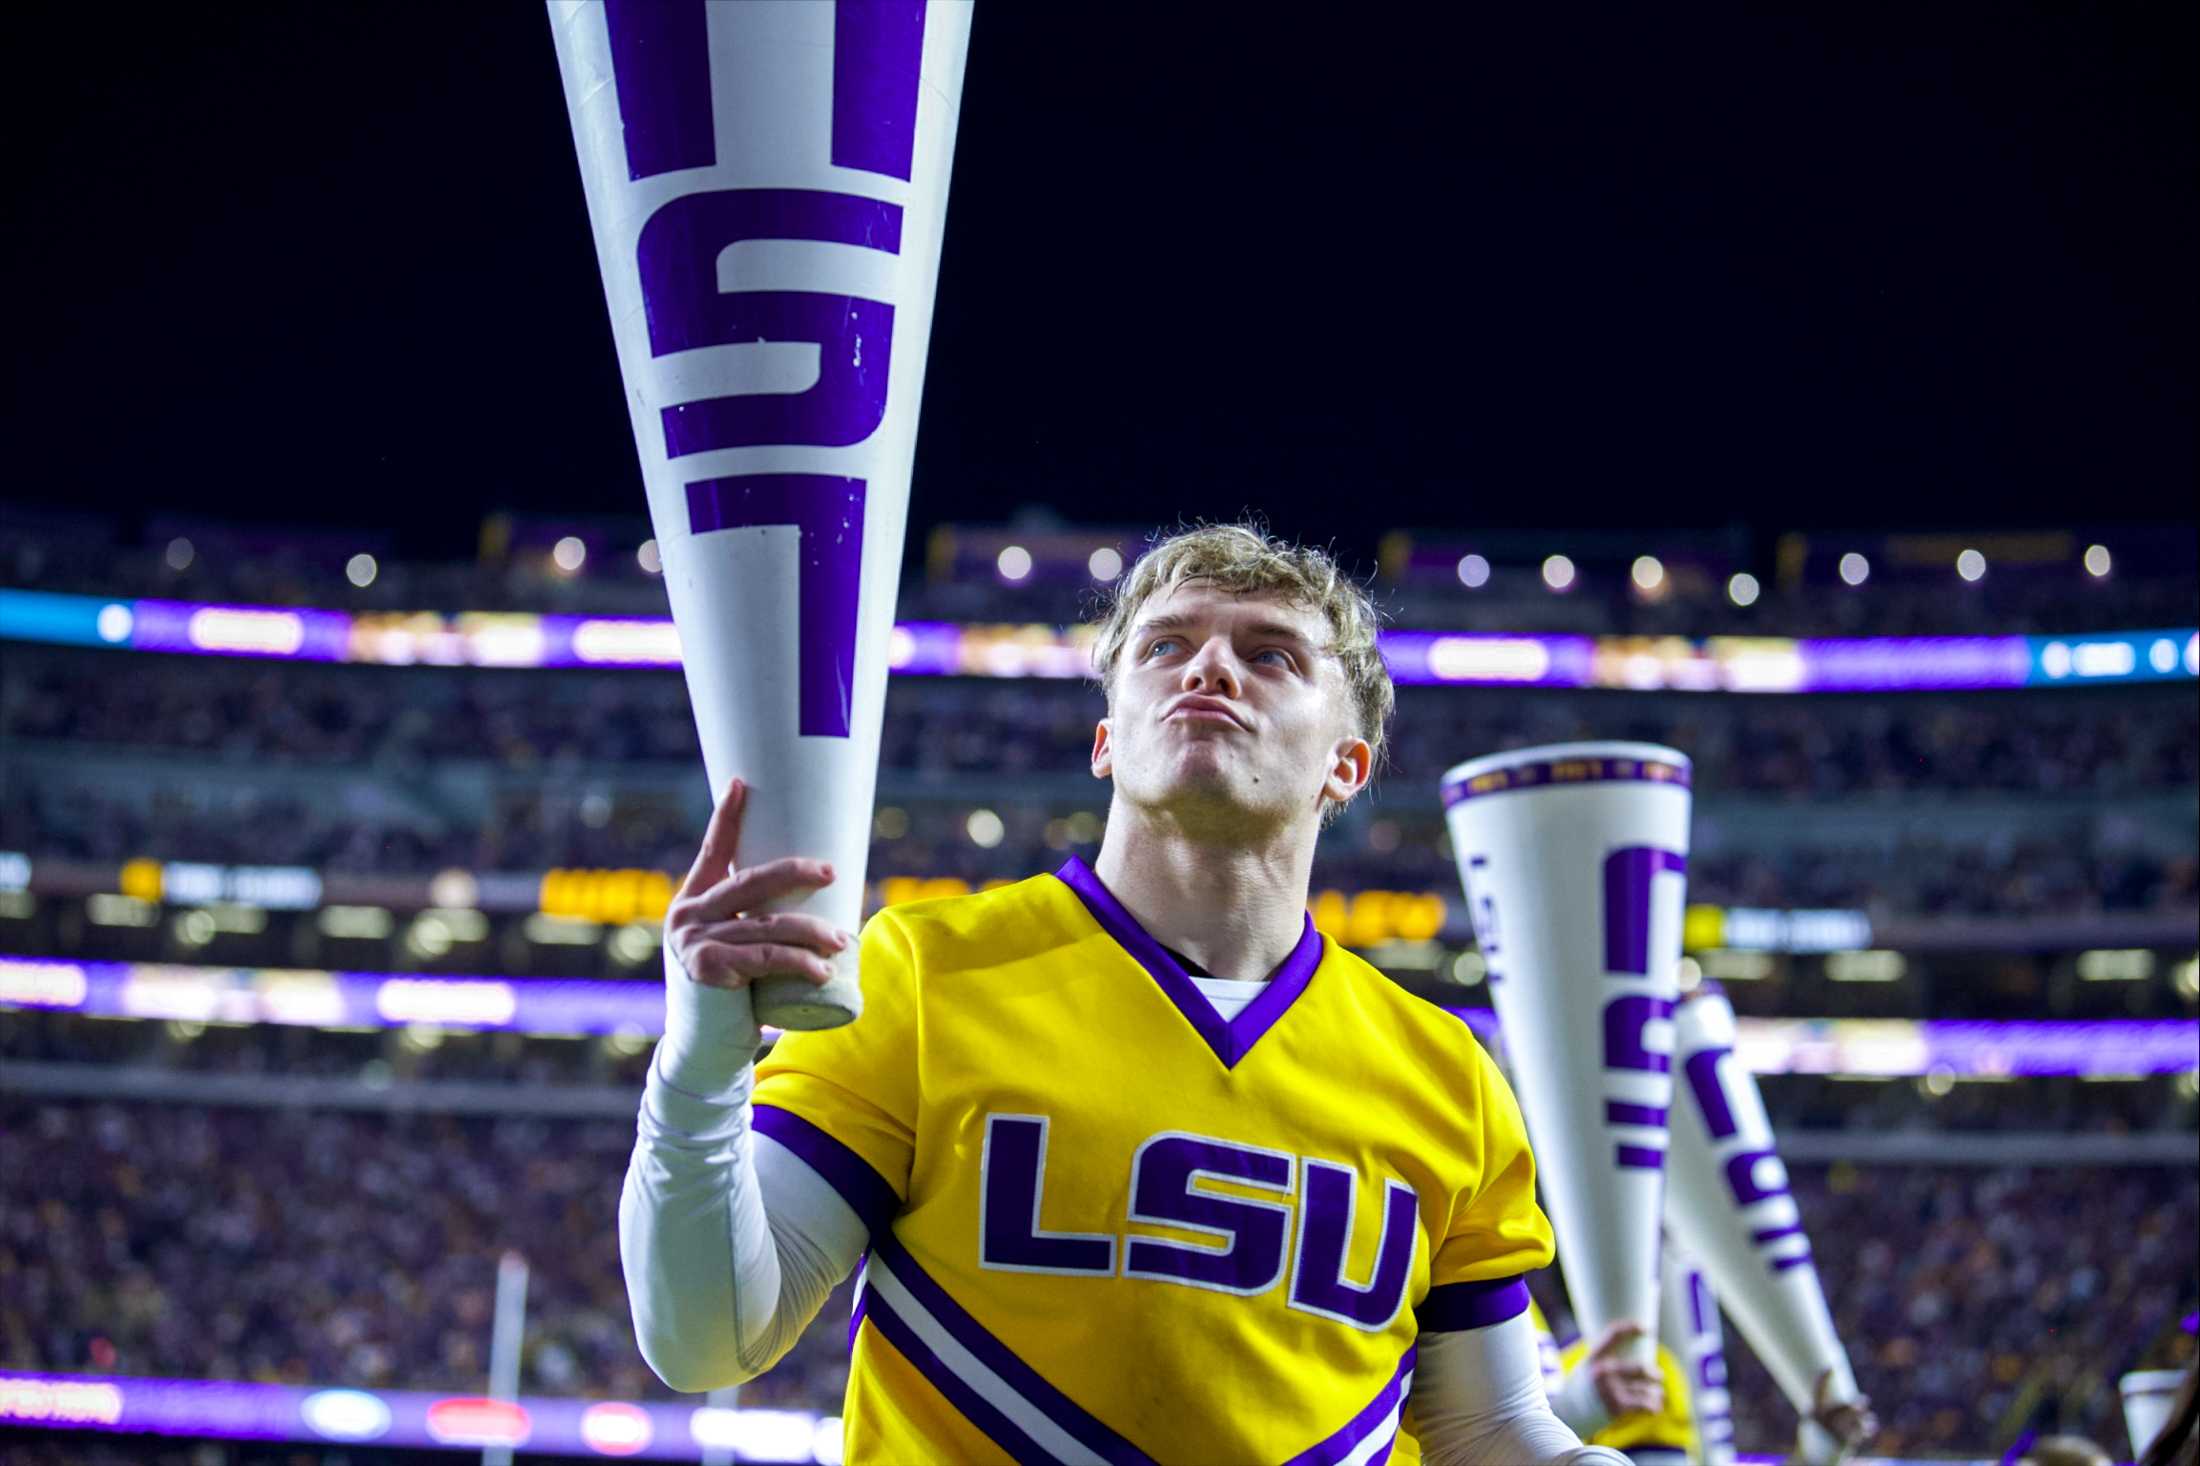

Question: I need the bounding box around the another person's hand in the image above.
[668,778,850,992]
[1584,1320,1664,1418]
[1810,1367,1878,1450]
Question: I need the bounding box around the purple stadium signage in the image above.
[0,1370,840,1462]
[0,1369,1931,1464]
[5,956,2191,1077]
[3,588,2192,692]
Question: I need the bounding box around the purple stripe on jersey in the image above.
[871,1232,1157,1465]
[1773,1253,1816,1272]
[751,1103,902,1237]
[1051,856,1322,1070]
[861,1286,1059,1465]
[1615,1143,1666,1170]
[1417,1275,1530,1332]
[1751,1223,1806,1246]
[1606,1101,1669,1127]
[1279,1345,1415,1466]
[849,1258,869,1355]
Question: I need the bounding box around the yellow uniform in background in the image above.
[1529,1299,1700,1464]
[755,860,1556,1464]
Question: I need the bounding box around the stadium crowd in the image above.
[7,777,2193,922]
[2,1098,2190,1459]
[8,654,2197,799]
[6,510,2195,638]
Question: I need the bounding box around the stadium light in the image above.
[1726,572,1760,607]
[345,553,378,588]
[996,545,1033,582]
[1631,555,1665,592]
[2083,544,2111,578]
[1541,554,1576,592]
[1956,548,1986,582]
[637,539,662,575]
[319,906,394,941]
[2076,949,2154,982]
[965,808,1005,848]
[552,536,588,574]
[1456,553,1491,589]
[1827,950,1906,982]
[1837,552,1869,586]
[1088,546,1123,581]
[164,537,195,572]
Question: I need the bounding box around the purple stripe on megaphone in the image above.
[1605,845,1689,978]
[603,0,714,181]
[1607,1101,1669,1127]
[686,475,866,738]
[1616,1144,1666,1170]
[638,190,903,458]
[1439,755,1692,807]
[833,1,927,181]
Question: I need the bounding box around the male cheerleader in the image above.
[621,524,1628,1464]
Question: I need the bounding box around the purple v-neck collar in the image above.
[1052,856,1323,1070]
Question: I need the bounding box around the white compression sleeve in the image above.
[1414,1312,1633,1466]
[1548,1346,1615,1439]
[617,945,869,1393]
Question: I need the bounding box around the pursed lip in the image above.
[1164,695,1249,730]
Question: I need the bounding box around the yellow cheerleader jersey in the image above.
[753,858,1556,1465]
[1526,1300,1698,1462]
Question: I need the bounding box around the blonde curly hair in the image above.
[1089,523,1393,807]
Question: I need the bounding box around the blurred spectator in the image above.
[1,1098,2188,1458]
[6,512,2193,636]
[6,775,2190,921]
[8,654,2197,799]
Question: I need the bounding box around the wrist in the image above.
[653,933,764,1100]
[1551,1359,1613,1440]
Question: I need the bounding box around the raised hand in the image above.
[1811,1367,1878,1451]
[668,778,851,992]
[1585,1320,1665,1418]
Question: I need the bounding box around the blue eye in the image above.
[1146,638,1180,658]
[1256,649,1291,667]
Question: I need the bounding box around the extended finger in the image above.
[680,778,748,899]
[686,855,836,924]
[689,939,835,989]
[690,910,852,956]
[1589,1319,1648,1360]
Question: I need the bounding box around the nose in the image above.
[1180,637,1242,699]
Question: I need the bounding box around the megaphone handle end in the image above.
[751,947,863,1031]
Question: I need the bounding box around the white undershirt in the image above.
[1189,974,1269,1020]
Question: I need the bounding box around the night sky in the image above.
[8,2,2193,559]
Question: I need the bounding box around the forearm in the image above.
[1547,1352,1612,1440]
[1415,1315,1632,1466]
[617,951,864,1392]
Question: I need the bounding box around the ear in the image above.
[1091,717,1114,780]
[1320,734,1374,810]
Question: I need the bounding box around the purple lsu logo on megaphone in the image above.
[600,0,926,739]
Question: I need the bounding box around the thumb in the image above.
[1591,1319,1647,1360]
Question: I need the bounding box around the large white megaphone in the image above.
[1666,982,1860,1417]
[548,1,972,1027]
[1661,1241,1737,1466]
[1444,742,1694,1368]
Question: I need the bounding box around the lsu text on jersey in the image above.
[754,859,1554,1463]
